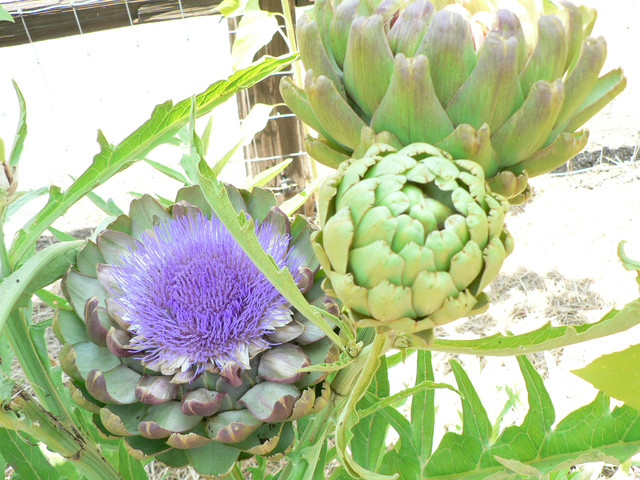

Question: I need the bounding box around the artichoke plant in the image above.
[311,142,513,335]
[282,0,626,199]
[56,185,337,476]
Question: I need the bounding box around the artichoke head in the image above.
[311,143,514,334]
[283,0,626,199]
[57,185,337,476]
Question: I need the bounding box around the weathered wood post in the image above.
[228,0,311,202]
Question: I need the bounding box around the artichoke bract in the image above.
[282,0,626,199]
[56,185,337,476]
[311,143,513,334]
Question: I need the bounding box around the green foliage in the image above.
[0,241,83,333]
[573,344,640,412]
[8,54,297,266]
[0,428,59,479]
[0,55,297,480]
[0,4,14,23]
[418,299,640,355]
[353,354,640,480]
[9,81,27,167]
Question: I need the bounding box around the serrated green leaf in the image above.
[422,356,640,479]
[418,300,640,356]
[491,356,555,461]
[0,241,83,334]
[6,187,48,220]
[426,359,493,476]
[379,449,421,480]
[298,350,352,373]
[9,81,26,167]
[143,158,189,184]
[8,54,297,266]
[0,428,58,480]
[572,344,640,412]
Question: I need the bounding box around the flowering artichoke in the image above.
[56,186,337,476]
[282,0,626,199]
[311,143,513,334]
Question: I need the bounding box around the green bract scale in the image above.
[311,143,514,334]
[56,185,337,477]
[282,0,626,200]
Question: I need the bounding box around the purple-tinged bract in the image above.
[57,186,337,476]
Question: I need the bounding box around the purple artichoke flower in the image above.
[107,211,303,384]
[57,185,338,476]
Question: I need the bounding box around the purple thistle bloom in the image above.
[108,211,303,383]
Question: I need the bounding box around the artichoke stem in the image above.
[334,330,398,480]
[3,393,124,480]
[331,327,392,396]
[279,394,343,480]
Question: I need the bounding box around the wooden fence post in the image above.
[228,0,311,203]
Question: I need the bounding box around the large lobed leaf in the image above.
[408,300,640,356]
[387,355,640,479]
[8,54,297,266]
[573,343,640,412]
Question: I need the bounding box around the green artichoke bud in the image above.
[57,185,337,476]
[311,143,513,334]
[283,0,626,198]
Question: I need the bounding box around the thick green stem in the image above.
[2,393,122,480]
[331,327,377,396]
[278,394,345,480]
[334,331,397,480]
[0,206,10,278]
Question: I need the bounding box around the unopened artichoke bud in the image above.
[56,185,336,476]
[282,0,626,199]
[311,143,514,334]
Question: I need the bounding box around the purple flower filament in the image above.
[110,211,302,377]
